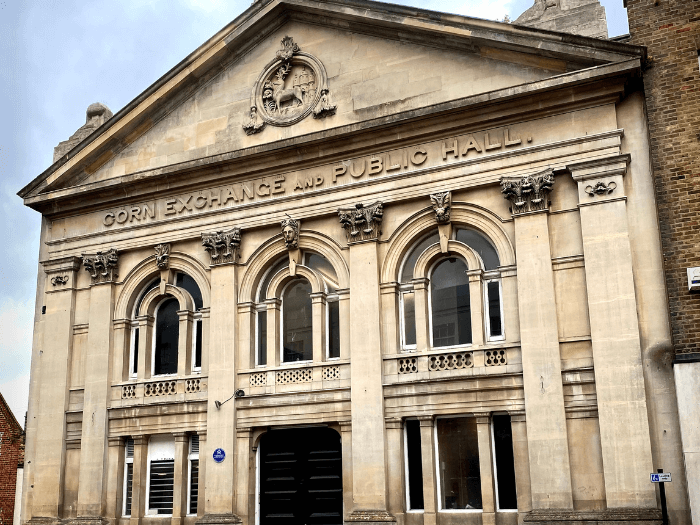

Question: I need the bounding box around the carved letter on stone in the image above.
[201,228,241,265]
[338,202,383,244]
[244,36,335,134]
[154,243,170,270]
[281,217,300,249]
[585,181,617,197]
[430,191,452,224]
[82,248,119,283]
[500,169,555,215]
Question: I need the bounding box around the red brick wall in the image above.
[625,0,700,354]
[0,408,22,525]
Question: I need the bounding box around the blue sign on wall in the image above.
[213,448,226,463]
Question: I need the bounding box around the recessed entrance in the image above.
[259,427,343,525]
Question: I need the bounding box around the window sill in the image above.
[438,509,483,513]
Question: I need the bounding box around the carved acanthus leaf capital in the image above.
[201,228,241,266]
[500,169,554,215]
[82,249,119,283]
[280,216,300,249]
[338,202,383,244]
[154,243,171,269]
[430,191,452,224]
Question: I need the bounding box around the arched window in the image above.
[430,258,471,347]
[398,228,504,352]
[128,271,204,379]
[254,252,340,367]
[282,280,313,362]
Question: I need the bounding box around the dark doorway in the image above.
[260,427,343,525]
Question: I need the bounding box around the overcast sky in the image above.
[0,0,629,422]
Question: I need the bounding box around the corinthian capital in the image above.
[338,202,383,244]
[500,169,554,215]
[82,248,119,284]
[201,227,241,266]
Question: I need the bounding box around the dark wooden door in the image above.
[260,427,343,525]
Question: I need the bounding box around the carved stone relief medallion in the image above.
[244,36,335,135]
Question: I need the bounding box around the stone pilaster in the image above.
[172,432,189,525]
[29,256,81,519]
[339,421,354,521]
[475,413,496,525]
[569,156,655,508]
[76,272,118,518]
[198,249,241,525]
[235,428,252,524]
[130,435,149,525]
[509,411,532,523]
[501,171,573,509]
[105,437,125,523]
[384,419,404,520]
[418,416,437,525]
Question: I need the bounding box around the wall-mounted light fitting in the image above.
[214,389,245,409]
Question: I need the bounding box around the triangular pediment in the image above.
[19,0,645,207]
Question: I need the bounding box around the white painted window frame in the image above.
[191,312,203,374]
[428,258,474,351]
[326,292,340,361]
[434,415,483,513]
[145,435,175,517]
[399,284,417,352]
[483,275,505,343]
[254,305,267,367]
[122,439,134,517]
[186,435,199,516]
[151,297,179,378]
[279,279,314,366]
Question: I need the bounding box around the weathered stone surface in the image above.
[53,103,112,162]
[515,0,608,39]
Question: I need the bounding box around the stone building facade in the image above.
[623,1,700,523]
[17,3,692,525]
[0,393,24,525]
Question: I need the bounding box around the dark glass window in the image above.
[283,280,313,362]
[132,328,139,376]
[431,259,471,347]
[257,311,268,366]
[402,292,416,347]
[405,420,424,510]
[154,299,179,375]
[194,319,203,369]
[455,229,500,270]
[493,415,517,510]
[135,278,159,315]
[328,301,340,359]
[176,273,203,310]
[149,460,175,514]
[401,232,440,283]
[437,417,482,510]
[124,463,133,515]
[487,282,502,338]
[189,460,199,514]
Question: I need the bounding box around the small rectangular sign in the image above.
[650,473,672,483]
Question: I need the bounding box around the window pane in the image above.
[283,280,313,362]
[437,418,482,510]
[176,273,203,310]
[149,459,175,514]
[132,328,139,376]
[401,232,441,283]
[402,292,416,347]
[135,278,159,315]
[493,415,517,510]
[329,301,340,359]
[306,253,339,292]
[189,459,199,515]
[405,420,424,510]
[124,463,133,516]
[194,319,203,368]
[154,299,179,375]
[487,282,502,338]
[431,259,471,347]
[258,258,288,302]
[456,229,500,270]
[257,311,268,366]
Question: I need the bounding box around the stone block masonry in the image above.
[625,0,700,355]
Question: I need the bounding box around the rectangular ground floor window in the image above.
[404,419,424,510]
[147,435,175,515]
[492,415,517,510]
[436,417,482,510]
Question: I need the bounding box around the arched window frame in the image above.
[398,231,505,352]
[426,256,474,350]
[151,296,181,378]
[253,252,340,367]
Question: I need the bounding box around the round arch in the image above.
[115,251,211,320]
[267,265,325,298]
[240,231,349,303]
[413,241,484,279]
[381,202,514,283]
[139,284,195,317]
